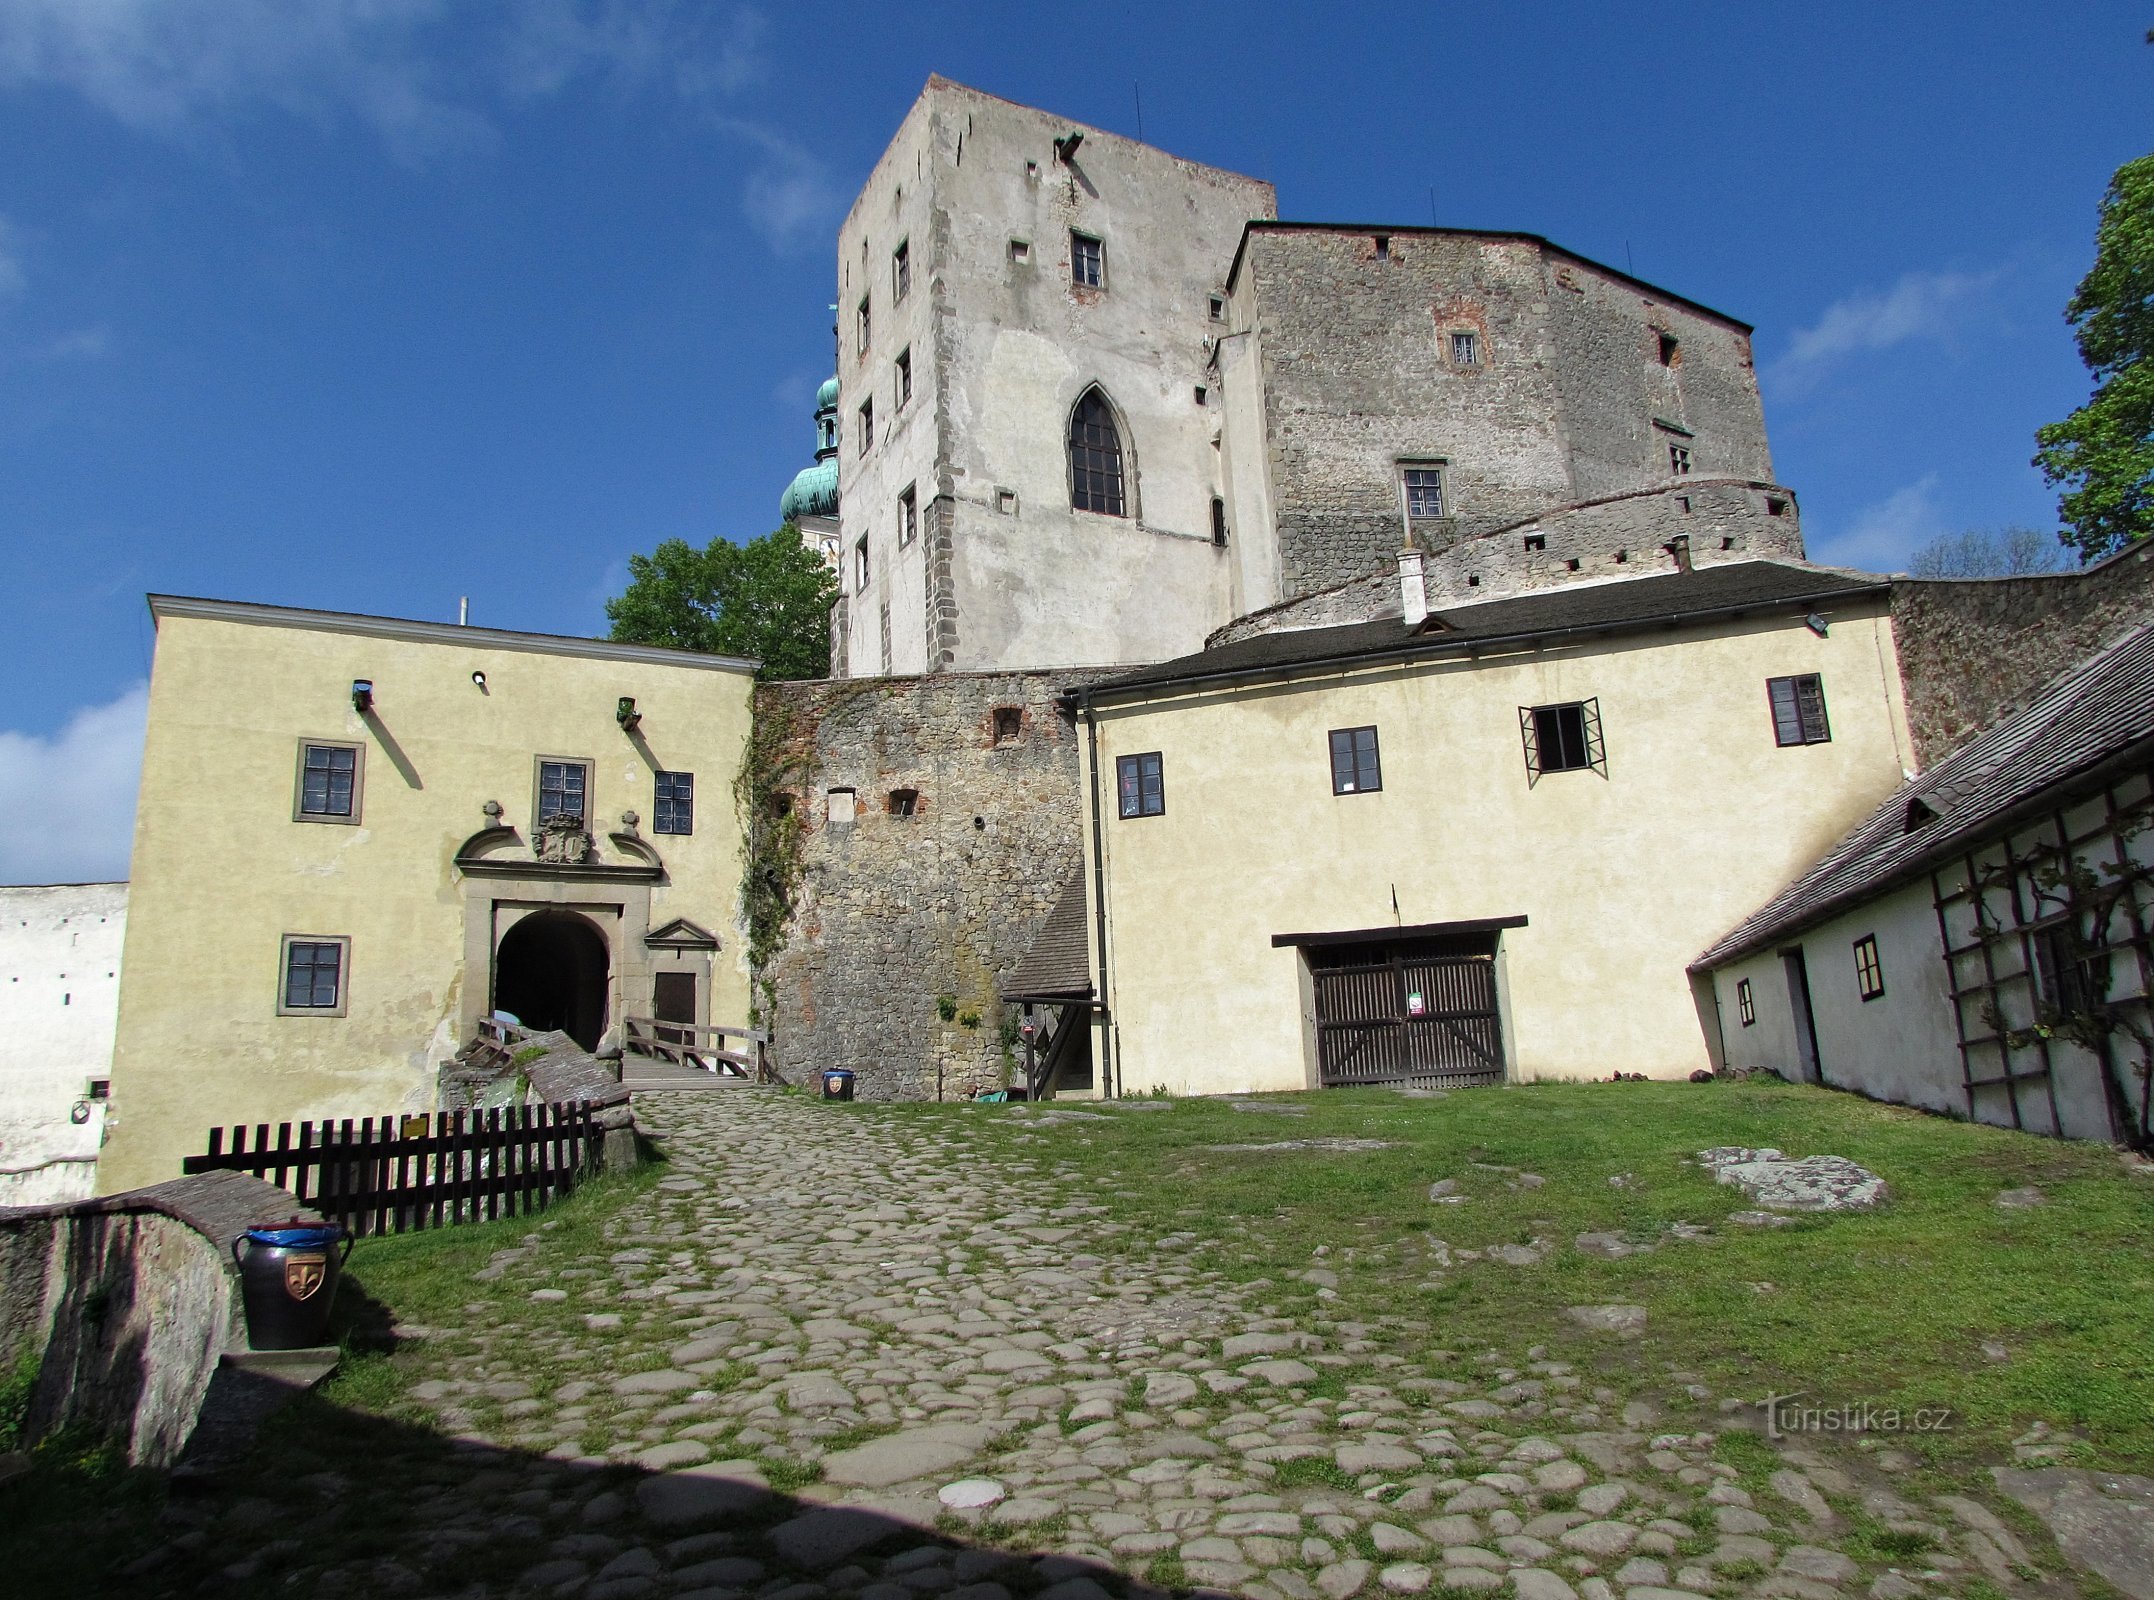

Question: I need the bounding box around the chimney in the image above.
[1664,534,1693,573]
[1399,548,1428,628]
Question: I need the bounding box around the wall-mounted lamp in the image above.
[352,678,374,714]
[616,696,641,734]
[471,670,488,692]
[1804,613,1830,638]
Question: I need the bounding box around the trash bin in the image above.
[821,1069,856,1102]
[232,1220,351,1350]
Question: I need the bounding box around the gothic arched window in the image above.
[1068,388,1127,516]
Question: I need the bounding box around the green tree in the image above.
[606,524,837,680]
[2034,151,2154,561]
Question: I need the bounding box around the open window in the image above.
[1519,700,1606,784]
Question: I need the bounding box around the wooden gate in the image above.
[1309,933,1506,1088]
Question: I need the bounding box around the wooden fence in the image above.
[181,1101,604,1237]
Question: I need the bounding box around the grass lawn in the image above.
[907,1076,2154,1474]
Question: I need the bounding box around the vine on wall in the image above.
[734,687,815,1023]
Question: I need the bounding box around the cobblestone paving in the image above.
[153,1090,2075,1600]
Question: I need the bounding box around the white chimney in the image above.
[1399,548,1428,628]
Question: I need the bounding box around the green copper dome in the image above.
[778,375,842,523]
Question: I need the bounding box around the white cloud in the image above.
[34,325,113,360]
[1770,267,2004,390]
[722,119,838,254]
[1809,474,1948,574]
[0,683,148,885]
[0,1,768,167]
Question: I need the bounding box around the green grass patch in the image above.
[0,1343,40,1452]
[1271,1454,1358,1491]
[759,1456,823,1493]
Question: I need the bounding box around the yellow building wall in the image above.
[1085,605,1916,1095]
[102,605,755,1192]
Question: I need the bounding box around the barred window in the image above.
[1071,231,1104,288]
[1329,726,1382,795]
[1768,674,1831,746]
[1450,330,1480,365]
[1853,934,1885,1001]
[1116,752,1164,818]
[1402,466,1445,519]
[1069,388,1127,516]
[297,742,358,820]
[280,936,346,1014]
[1520,700,1606,782]
[654,771,694,835]
[538,759,588,826]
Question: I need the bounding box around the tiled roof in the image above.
[1694,624,2154,970]
[1084,562,1888,700]
[1001,872,1092,1001]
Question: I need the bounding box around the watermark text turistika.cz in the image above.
[1759,1392,1956,1438]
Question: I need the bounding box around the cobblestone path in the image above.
[165,1089,2070,1600]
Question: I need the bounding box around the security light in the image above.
[1804,614,1830,638]
[617,696,642,733]
[471,670,487,691]
[351,679,374,714]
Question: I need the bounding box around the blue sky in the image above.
[0,1,2147,882]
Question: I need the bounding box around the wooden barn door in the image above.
[1310,934,1505,1088]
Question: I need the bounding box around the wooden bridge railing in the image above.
[621,1016,773,1080]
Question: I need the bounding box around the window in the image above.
[895,348,912,407]
[826,787,855,824]
[888,788,919,818]
[654,770,694,836]
[1329,726,1382,795]
[1071,231,1104,288]
[892,239,910,302]
[1009,238,1031,264]
[295,741,361,822]
[1523,533,1547,553]
[1193,384,1207,406]
[1520,700,1605,782]
[858,399,874,453]
[996,487,1019,515]
[2034,924,2103,1014]
[1068,388,1127,516]
[1767,674,1832,746]
[993,707,1023,743]
[1737,977,1756,1027]
[279,935,347,1016]
[1657,331,1680,367]
[1450,330,1480,366]
[1372,234,1390,260]
[898,484,917,547]
[1211,496,1228,547]
[856,295,870,354]
[1853,934,1885,1001]
[853,538,869,593]
[1669,443,1693,476]
[537,759,589,826]
[1116,752,1164,818]
[1208,294,1226,321]
[1402,465,1445,520]
[1766,496,1789,517]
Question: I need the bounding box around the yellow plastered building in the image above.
[1066,561,1918,1096]
[101,596,755,1192]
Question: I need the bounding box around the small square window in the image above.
[1402,466,1445,520]
[995,488,1019,515]
[1208,294,1226,321]
[856,295,871,354]
[1737,977,1756,1027]
[898,484,917,547]
[654,770,694,835]
[1766,496,1789,517]
[1523,533,1547,553]
[888,787,919,818]
[1372,234,1390,260]
[1520,700,1605,782]
[993,707,1023,743]
[1009,238,1031,264]
[1193,384,1207,406]
[1116,751,1164,818]
[1328,726,1382,795]
[1853,934,1885,1001]
[1657,330,1680,367]
[1450,330,1480,365]
[896,348,912,407]
[1669,443,1693,476]
[295,741,361,822]
[1071,231,1104,289]
[279,935,348,1016]
[853,538,869,594]
[537,759,589,827]
[893,239,910,302]
[826,787,856,824]
[858,399,874,453]
[1767,675,1831,747]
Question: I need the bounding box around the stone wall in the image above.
[1892,541,2154,767]
[1221,227,1774,601]
[755,668,1110,1100]
[0,1169,299,1465]
[1211,479,1807,645]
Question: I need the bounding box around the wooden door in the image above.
[1310,934,1505,1088]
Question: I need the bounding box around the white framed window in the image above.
[1400,463,1446,521]
[278,934,349,1017]
[1071,231,1105,289]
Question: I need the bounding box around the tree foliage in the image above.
[2034,151,2154,561]
[606,524,837,681]
[1907,526,2076,579]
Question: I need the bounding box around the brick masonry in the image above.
[1892,540,2154,767]
[756,668,1111,1100]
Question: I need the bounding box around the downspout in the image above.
[1078,690,1118,1099]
